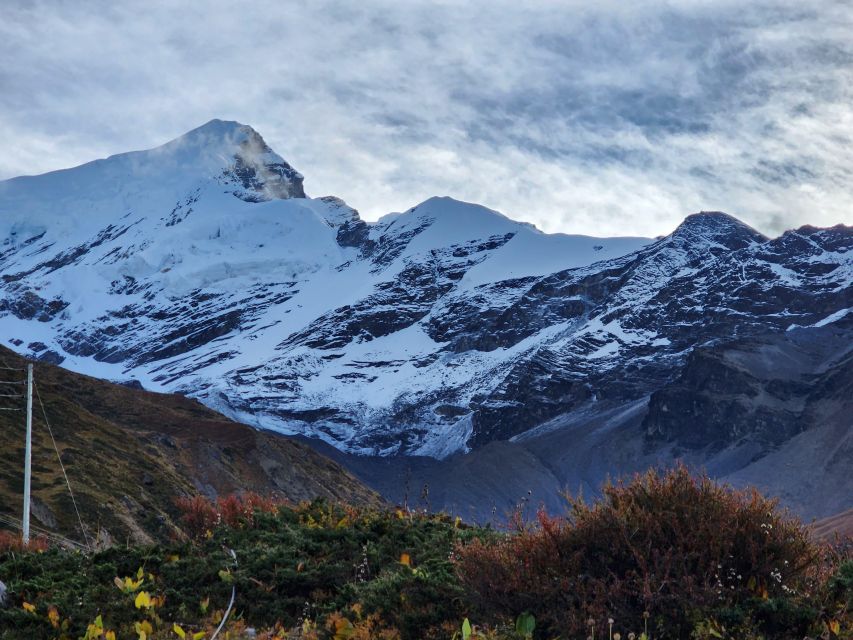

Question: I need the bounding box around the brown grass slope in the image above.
[0,345,382,546]
[811,507,853,542]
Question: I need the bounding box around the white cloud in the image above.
[1,0,851,237]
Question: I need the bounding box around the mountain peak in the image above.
[160,120,306,201]
[672,211,767,250]
[155,119,262,156]
[0,119,306,236]
[181,117,253,137]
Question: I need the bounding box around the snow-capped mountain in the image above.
[1,120,851,516]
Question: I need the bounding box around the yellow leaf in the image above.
[192,633,206,640]
[22,601,36,614]
[199,596,210,614]
[85,623,104,639]
[400,553,411,567]
[48,606,60,628]
[135,620,153,640]
[114,576,125,591]
[173,623,187,639]
[84,617,104,640]
[334,617,354,640]
[829,620,841,635]
[761,587,769,600]
[454,516,462,528]
[121,575,144,592]
[135,591,152,609]
[168,554,180,563]
[137,567,144,580]
[105,632,116,640]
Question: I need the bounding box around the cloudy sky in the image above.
[2,0,852,237]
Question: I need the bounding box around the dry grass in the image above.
[813,508,853,543]
[0,345,382,546]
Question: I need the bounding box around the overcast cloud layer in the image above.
[1,0,852,237]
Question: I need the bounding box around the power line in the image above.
[0,356,91,551]
[0,512,88,550]
[0,512,82,547]
[33,379,92,552]
[0,513,85,547]
[0,358,25,415]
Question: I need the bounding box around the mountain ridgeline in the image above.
[0,119,850,520]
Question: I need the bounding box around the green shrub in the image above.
[0,499,479,640]
[829,559,853,610]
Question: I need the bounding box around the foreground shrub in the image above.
[0,498,480,640]
[174,491,283,538]
[456,465,829,639]
[2,482,849,639]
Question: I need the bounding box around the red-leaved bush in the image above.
[454,465,824,639]
[175,492,284,539]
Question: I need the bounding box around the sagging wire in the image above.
[33,379,92,552]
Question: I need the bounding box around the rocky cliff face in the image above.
[0,121,850,517]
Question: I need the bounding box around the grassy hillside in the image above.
[0,345,382,546]
[814,508,853,542]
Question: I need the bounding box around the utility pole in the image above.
[22,363,33,546]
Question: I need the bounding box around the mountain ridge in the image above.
[1,120,850,519]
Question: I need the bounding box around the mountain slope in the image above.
[0,120,850,519]
[0,345,381,546]
[0,120,651,457]
[326,315,851,521]
[812,507,853,542]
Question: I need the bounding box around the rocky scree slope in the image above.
[0,120,850,517]
[329,312,851,521]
